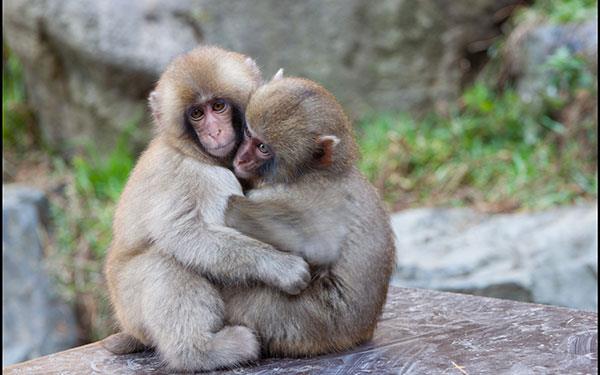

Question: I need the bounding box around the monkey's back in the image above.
[332,167,396,332]
[224,167,395,357]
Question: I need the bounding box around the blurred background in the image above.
[2,0,597,366]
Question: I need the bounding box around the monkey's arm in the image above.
[153,214,310,295]
[225,195,345,266]
[120,149,310,294]
[225,195,305,248]
[130,165,310,295]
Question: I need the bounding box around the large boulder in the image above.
[391,204,598,311]
[2,185,78,366]
[3,0,519,149]
[512,16,597,104]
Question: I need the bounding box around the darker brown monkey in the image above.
[224,75,396,356]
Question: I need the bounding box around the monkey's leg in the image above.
[101,332,148,354]
[140,254,259,372]
[225,282,368,358]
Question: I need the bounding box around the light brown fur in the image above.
[104,47,311,372]
[224,77,396,356]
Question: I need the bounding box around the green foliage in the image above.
[2,44,37,152]
[3,45,25,133]
[49,125,138,341]
[528,0,598,23]
[3,46,137,340]
[543,47,595,104]
[72,128,136,202]
[357,0,598,211]
[358,78,597,210]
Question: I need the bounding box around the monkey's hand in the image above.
[261,253,311,295]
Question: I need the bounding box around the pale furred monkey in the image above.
[102,46,311,372]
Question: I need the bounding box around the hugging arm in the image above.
[224,195,345,266]
[144,191,310,295]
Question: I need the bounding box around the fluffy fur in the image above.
[103,46,311,372]
[224,77,396,356]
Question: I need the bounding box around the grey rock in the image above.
[390,204,598,311]
[514,17,597,109]
[2,185,78,366]
[3,0,519,149]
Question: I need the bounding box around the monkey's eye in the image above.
[190,107,204,120]
[212,100,227,113]
[257,143,269,154]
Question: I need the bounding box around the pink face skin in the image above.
[233,126,272,179]
[188,98,237,158]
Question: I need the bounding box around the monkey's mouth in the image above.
[233,161,256,179]
[204,139,236,157]
[207,139,236,151]
[233,168,252,179]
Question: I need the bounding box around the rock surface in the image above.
[2,185,78,366]
[514,16,598,109]
[3,0,519,149]
[390,204,598,311]
[5,287,598,374]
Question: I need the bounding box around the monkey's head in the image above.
[150,46,262,160]
[234,75,358,184]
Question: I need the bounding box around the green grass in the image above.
[357,115,596,211]
[3,45,25,135]
[525,0,598,23]
[4,44,139,341]
[48,124,138,341]
[3,44,36,153]
[357,78,597,211]
[357,36,597,211]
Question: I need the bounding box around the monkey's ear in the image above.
[148,91,161,122]
[315,135,340,167]
[272,68,284,81]
[245,57,261,77]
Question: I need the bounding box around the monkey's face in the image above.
[150,46,264,161]
[186,98,238,158]
[233,124,275,181]
[233,112,327,184]
[234,77,358,184]
[234,78,336,183]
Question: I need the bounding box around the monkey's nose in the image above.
[208,129,222,140]
[234,158,250,169]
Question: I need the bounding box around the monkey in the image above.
[102,46,312,372]
[222,74,396,357]
[222,69,351,268]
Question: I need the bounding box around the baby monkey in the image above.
[103,47,311,372]
[224,74,396,356]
